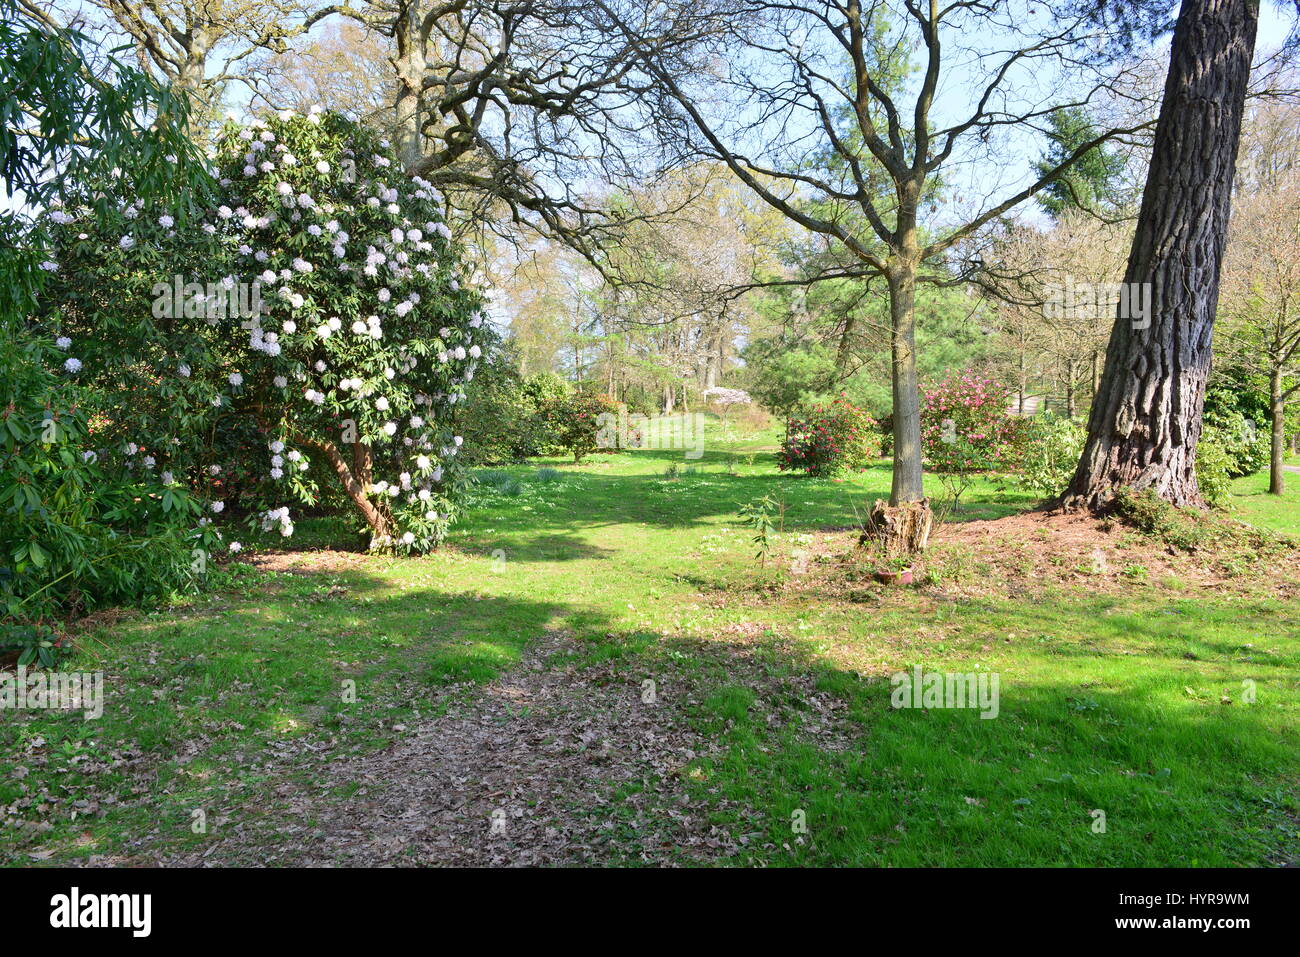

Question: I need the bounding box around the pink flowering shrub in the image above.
[921,372,1027,474]
[777,395,880,476]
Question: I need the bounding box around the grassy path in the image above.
[3,431,1298,866]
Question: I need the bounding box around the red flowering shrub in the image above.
[777,395,880,476]
[543,391,621,462]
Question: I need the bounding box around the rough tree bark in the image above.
[860,499,933,558]
[1062,0,1259,509]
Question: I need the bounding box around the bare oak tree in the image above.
[256,0,714,264]
[58,0,319,129]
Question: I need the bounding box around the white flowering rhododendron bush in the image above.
[38,109,488,555]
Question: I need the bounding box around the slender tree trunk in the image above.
[1269,367,1285,495]
[573,318,583,383]
[887,256,925,505]
[704,328,720,390]
[1065,359,1077,419]
[1018,348,1027,415]
[297,434,393,541]
[1063,0,1258,510]
[836,311,859,374]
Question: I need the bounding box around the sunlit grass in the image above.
[3,416,1296,866]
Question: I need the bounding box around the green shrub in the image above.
[473,469,524,496]
[1195,429,1235,507]
[1113,486,1286,554]
[1113,488,1206,551]
[1202,404,1269,478]
[520,372,573,457]
[0,330,206,622]
[1012,416,1086,498]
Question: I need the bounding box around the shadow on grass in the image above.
[7,553,1295,868]
[571,611,1296,866]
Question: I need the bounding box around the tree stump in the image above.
[858,499,933,557]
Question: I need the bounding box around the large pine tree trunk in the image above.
[1062,0,1258,510]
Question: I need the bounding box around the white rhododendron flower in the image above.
[43,112,486,556]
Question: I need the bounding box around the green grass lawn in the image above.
[3,421,1297,866]
[1230,468,1300,536]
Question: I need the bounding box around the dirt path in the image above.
[155,633,729,867]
